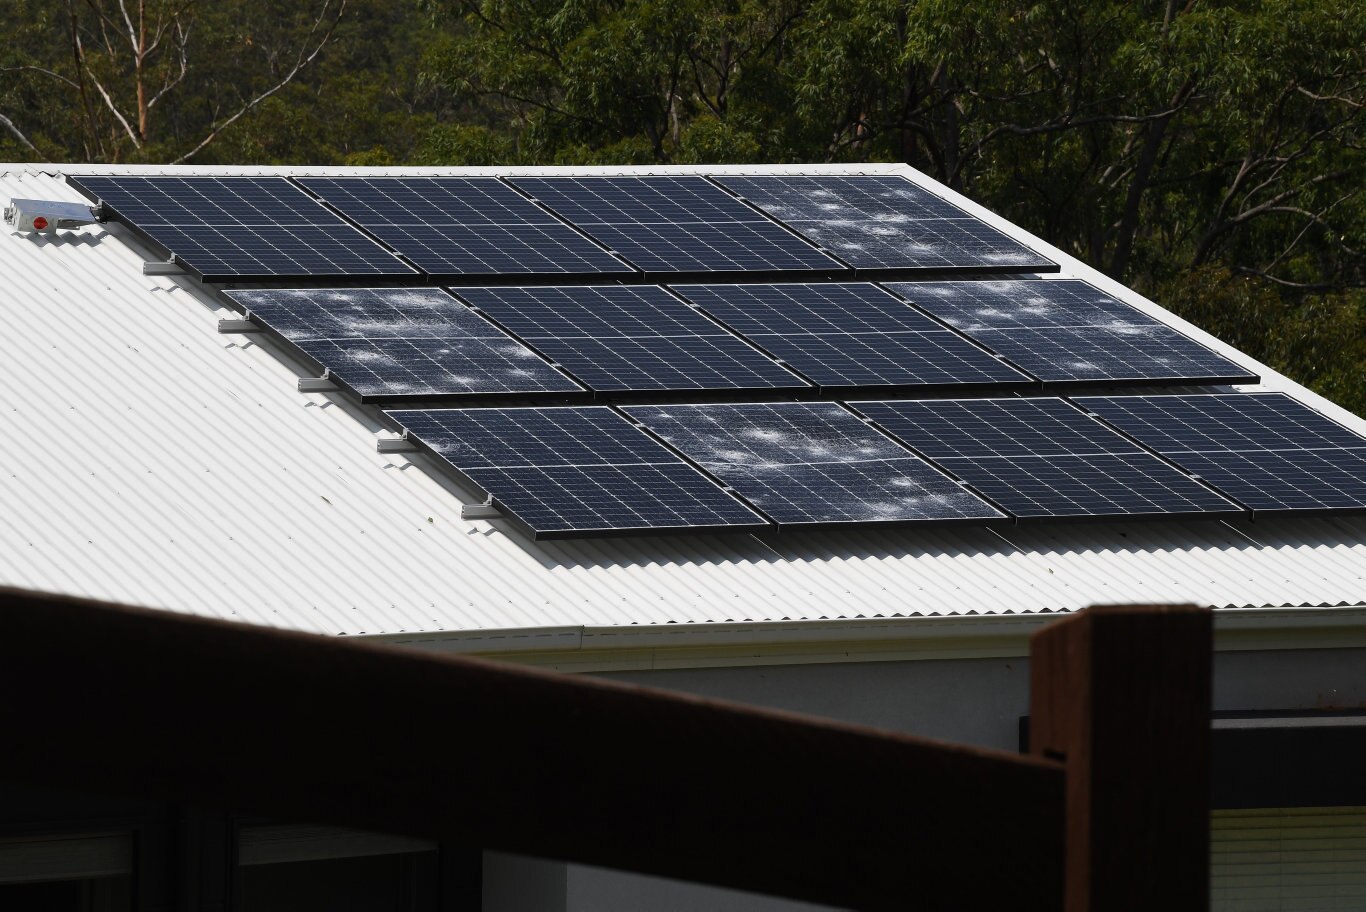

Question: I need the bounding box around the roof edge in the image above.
[367,605,1366,672]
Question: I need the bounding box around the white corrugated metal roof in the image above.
[2,162,1364,644]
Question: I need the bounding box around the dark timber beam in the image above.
[0,587,1063,912]
[1030,604,1212,912]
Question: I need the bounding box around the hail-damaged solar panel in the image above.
[673,283,1034,392]
[1078,393,1366,514]
[716,175,1057,273]
[69,176,414,282]
[889,279,1257,385]
[456,285,809,394]
[855,398,1243,520]
[506,176,844,276]
[385,406,770,538]
[625,402,1005,526]
[295,177,632,279]
[225,288,581,402]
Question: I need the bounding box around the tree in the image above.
[1,0,347,163]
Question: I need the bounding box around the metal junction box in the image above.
[5,198,99,233]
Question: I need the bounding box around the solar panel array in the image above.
[507,176,844,275]
[674,283,1033,391]
[385,406,768,537]
[856,398,1243,519]
[1079,393,1366,513]
[626,402,1005,526]
[891,280,1258,385]
[719,175,1057,273]
[76,169,1364,539]
[456,285,809,393]
[71,176,414,281]
[297,177,632,278]
[225,287,580,401]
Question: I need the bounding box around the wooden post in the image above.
[1030,604,1212,912]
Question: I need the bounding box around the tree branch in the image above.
[1,66,82,90]
[171,0,345,164]
[0,112,40,153]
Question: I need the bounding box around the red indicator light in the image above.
[32,216,49,230]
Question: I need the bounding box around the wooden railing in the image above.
[0,587,1209,910]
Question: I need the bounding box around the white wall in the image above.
[483,646,1366,911]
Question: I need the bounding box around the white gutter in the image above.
[367,605,1366,672]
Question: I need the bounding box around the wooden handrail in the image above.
[0,586,1064,911]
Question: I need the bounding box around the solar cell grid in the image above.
[297,177,632,277]
[71,176,414,280]
[674,283,1034,390]
[457,285,809,393]
[626,402,1005,525]
[386,407,769,537]
[1078,393,1366,512]
[226,288,580,400]
[507,176,843,274]
[1078,393,1366,454]
[890,280,1257,385]
[717,175,1057,272]
[856,397,1243,519]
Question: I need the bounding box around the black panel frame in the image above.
[713,174,1063,279]
[884,279,1260,389]
[69,175,419,284]
[849,398,1249,526]
[623,401,1013,533]
[380,408,773,540]
[217,289,591,407]
[294,175,640,283]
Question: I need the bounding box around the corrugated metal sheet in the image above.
[2,164,1364,640]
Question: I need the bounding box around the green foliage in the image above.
[1160,268,1366,413]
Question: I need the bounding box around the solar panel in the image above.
[889,279,1257,385]
[225,288,581,401]
[69,176,414,282]
[506,176,844,275]
[716,175,1057,272]
[673,283,1034,391]
[1078,393,1366,513]
[855,398,1244,519]
[385,406,770,537]
[456,285,809,394]
[295,177,632,278]
[625,402,1005,526]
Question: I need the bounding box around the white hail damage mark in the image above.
[1107,322,1158,336]
[347,348,399,366]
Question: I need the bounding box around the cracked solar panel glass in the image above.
[673,283,1033,391]
[856,398,1242,519]
[626,402,1005,525]
[295,177,632,278]
[506,176,843,274]
[1078,393,1366,513]
[889,279,1257,385]
[716,175,1056,272]
[456,285,809,394]
[69,176,414,281]
[225,288,580,401]
[385,407,770,537]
